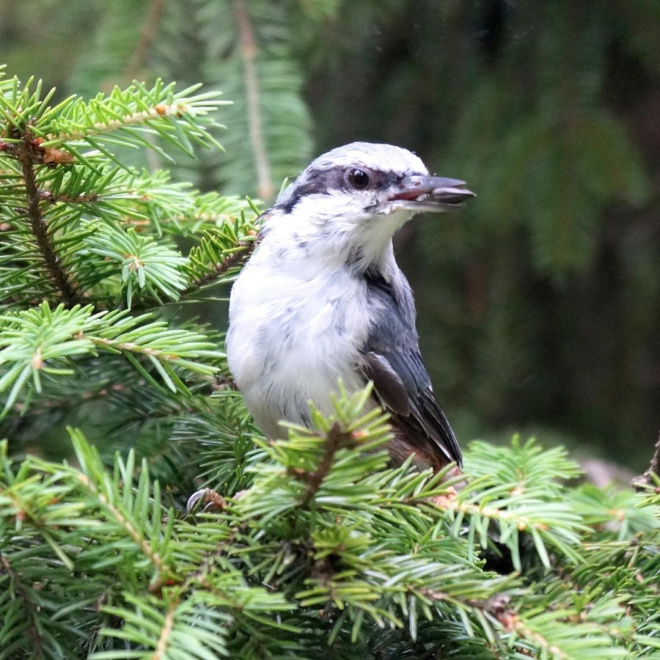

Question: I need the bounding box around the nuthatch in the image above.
[227,142,474,470]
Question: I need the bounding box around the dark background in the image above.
[1,0,658,468]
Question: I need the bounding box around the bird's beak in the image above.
[387,175,476,212]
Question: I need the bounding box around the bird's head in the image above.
[268,142,475,271]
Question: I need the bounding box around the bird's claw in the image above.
[186,487,227,514]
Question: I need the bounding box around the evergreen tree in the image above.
[0,66,659,660]
[2,0,658,463]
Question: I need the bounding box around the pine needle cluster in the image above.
[1,68,659,659]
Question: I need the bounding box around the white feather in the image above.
[227,240,370,438]
[227,142,431,438]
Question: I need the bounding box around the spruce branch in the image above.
[75,468,171,576]
[570,483,658,540]
[499,598,633,660]
[442,439,586,569]
[35,79,227,162]
[154,598,177,659]
[293,422,356,508]
[632,433,660,492]
[182,207,260,296]
[173,2,312,196]
[83,310,224,371]
[83,226,187,309]
[439,495,583,567]
[0,304,224,415]
[67,430,176,581]
[125,0,166,81]
[232,0,274,202]
[1,74,227,164]
[14,132,80,307]
[0,554,43,654]
[98,595,232,659]
[1,48,658,657]
[184,239,255,295]
[3,398,660,657]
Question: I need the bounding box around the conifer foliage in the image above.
[0,68,659,659]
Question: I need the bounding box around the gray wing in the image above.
[359,270,462,468]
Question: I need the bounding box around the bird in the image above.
[226,142,474,473]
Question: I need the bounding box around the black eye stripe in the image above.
[276,166,405,213]
[298,167,401,194]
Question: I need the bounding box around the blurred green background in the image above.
[1,0,658,468]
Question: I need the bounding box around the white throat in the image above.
[259,196,412,275]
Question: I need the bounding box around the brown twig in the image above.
[125,0,166,81]
[288,423,356,508]
[632,433,660,492]
[153,599,177,659]
[232,0,275,202]
[183,241,255,295]
[39,191,99,205]
[16,134,80,306]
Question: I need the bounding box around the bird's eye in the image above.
[346,168,370,190]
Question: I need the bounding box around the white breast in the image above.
[226,247,370,439]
